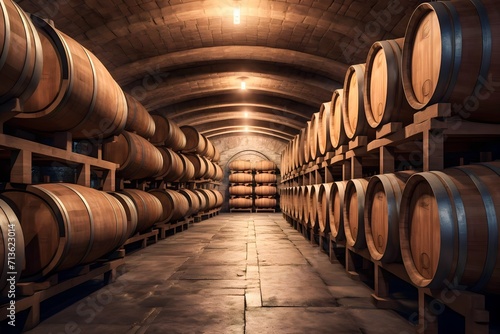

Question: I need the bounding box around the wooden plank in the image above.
[376,122,403,139]
[413,103,451,123]
[0,133,118,170]
[10,150,32,184]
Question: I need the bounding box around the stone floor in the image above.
[24,213,415,334]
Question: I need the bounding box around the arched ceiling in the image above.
[18,0,422,143]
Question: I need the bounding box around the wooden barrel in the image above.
[297,128,307,168]
[255,198,276,208]
[194,189,217,210]
[230,198,253,208]
[229,185,253,196]
[343,64,375,140]
[120,189,163,233]
[200,135,215,159]
[344,178,369,249]
[301,185,313,224]
[178,153,196,182]
[364,38,414,128]
[157,147,184,181]
[318,102,333,156]
[213,164,224,181]
[178,188,201,217]
[401,0,500,120]
[213,146,221,163]
[364,171,415,263]
[317,183,332,234]
[329,89,347,149]
[1,183,127,278]
[254,186,277,196]
[108,192,139,239]
[193,189,208,212]
[124,93,155,139]
[400,162,500,293]
[0,198,24,295]
[103,131,163,180]
[204,158,217,180]
[290,136,298,170]
[185,154,208,179]
[0,0,42,104]
[307,184,321,229]
[229,160,252,171]
[291,187,300,219]
[329,181,348,239]
[255,173,277,184]
[151,189,190,223]
[180,125,205,153]
[210,189,224,208]
[303,121,313,164]
[308,112,321,161]
[17,17,127,139]
[150,115,186,150]
[254,160,277,172]
[229,173,253,183]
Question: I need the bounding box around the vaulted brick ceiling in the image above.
[17,0,421,143]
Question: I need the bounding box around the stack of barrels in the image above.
[228,160,253,210]
[254,160,278,210]
[281,0,500,296]
[0,0,224,294]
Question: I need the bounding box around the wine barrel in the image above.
[193,189,208,212]
[344,178,369,249]
[120,189,163,234]
[307,184,321,229]
[301,185,313,225]
[329,89,347,149]
[364,38,414,128]
[1,183,127,278]
[149,189,189,223]
[364,171,415,263]
[178,188,201,217]
[124,93,155,139]
[292,187,301,220]
[178,153,196,182]
[0,198,24,295]
[210,189,224,208]
[230,198,253,208]
[200,135,215,159]
[401,0,500,121]
[229,173,253,184]
[329,181,348,240]
[194,189,217,210]
[400,162,500,293]
[255,198,276,208]
[213,164,224,181]
[204,158,217,180]
[343,64,375,139]
[229,160,252,171]
[254,160,277,172]
[309,112,321,161]
[229,185,253,196]
[254,186,277,196]
[318,102,333,156]
[108,192,139,239]
[103,131,163,180]
[180,125,205,153]
[16,17,127,138]
[185,154,208,179]
[157,147,184,181]
[297,128,307,168]
[303,121,313,164]
[213,146,221,163]
[255,173,277,184]
[317,183,332,234]
[0,0,42,104]
[150,115,186,150]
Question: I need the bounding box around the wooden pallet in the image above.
[255,208,275,213]
[0,258,124,331]
[123,229,159,250]
[194,208,220,222]
[155,217,192,239]
[229,208,253,213]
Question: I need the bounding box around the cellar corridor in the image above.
[24,213,413,334]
